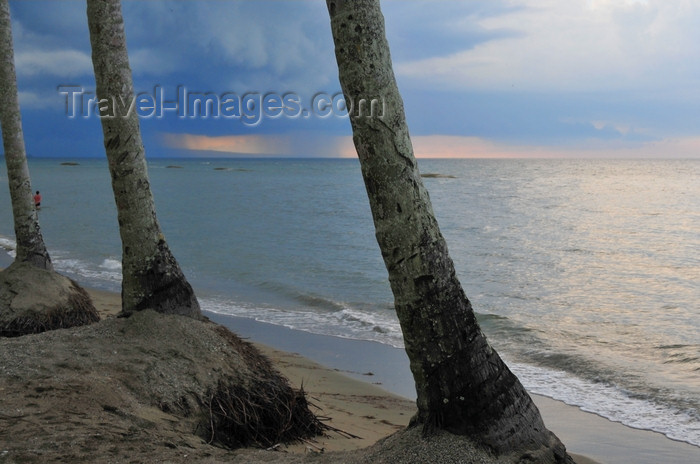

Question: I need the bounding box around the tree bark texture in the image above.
[0,0,52,270]
[86,0,200,318]
[327,1,572,460]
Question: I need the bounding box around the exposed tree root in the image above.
[0,263,100,337]
[200,325,326,448]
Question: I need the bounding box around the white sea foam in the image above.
[200,297,405,348]
[2,245,698,448]
[3,158,696,449]
[333,307,404,346]
[0,236,16,251]
[507,359,700,447]
[51,254,122,291]
[100,258,122,271]
[201,293,699,447]
[0,236,16,259]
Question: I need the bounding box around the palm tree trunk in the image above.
[86,0,200,318]
[326,1,571,460]
[0,0,52,270]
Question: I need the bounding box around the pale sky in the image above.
[7,0,700,158]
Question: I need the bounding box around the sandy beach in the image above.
[0,248,696,463]
[1,253,699,463]
[66,286,696,464]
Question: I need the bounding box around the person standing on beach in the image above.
[33,190,41,209]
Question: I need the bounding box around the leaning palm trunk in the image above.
[86,0,200,318]
[0,0,99,336]
[327,1,572,461]
[0,0,51,270]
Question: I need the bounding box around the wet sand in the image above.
[4,280,699,463]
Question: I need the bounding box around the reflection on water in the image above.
[0,158,698,445]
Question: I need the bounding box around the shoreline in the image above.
[2,258,698,463]
[88,286,699,463]
[206,309,700,464]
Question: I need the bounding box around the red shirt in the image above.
[33,193,41,205]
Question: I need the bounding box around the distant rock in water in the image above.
[421,173,457,179]
[213,167,230,171]
[213,167,251,172]
[166,165,183,169]
[60,162,80,166]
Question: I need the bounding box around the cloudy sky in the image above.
[7,0,700,158]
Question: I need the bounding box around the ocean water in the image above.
[1,157,698,447]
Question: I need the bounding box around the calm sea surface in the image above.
[1,157,698,447]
